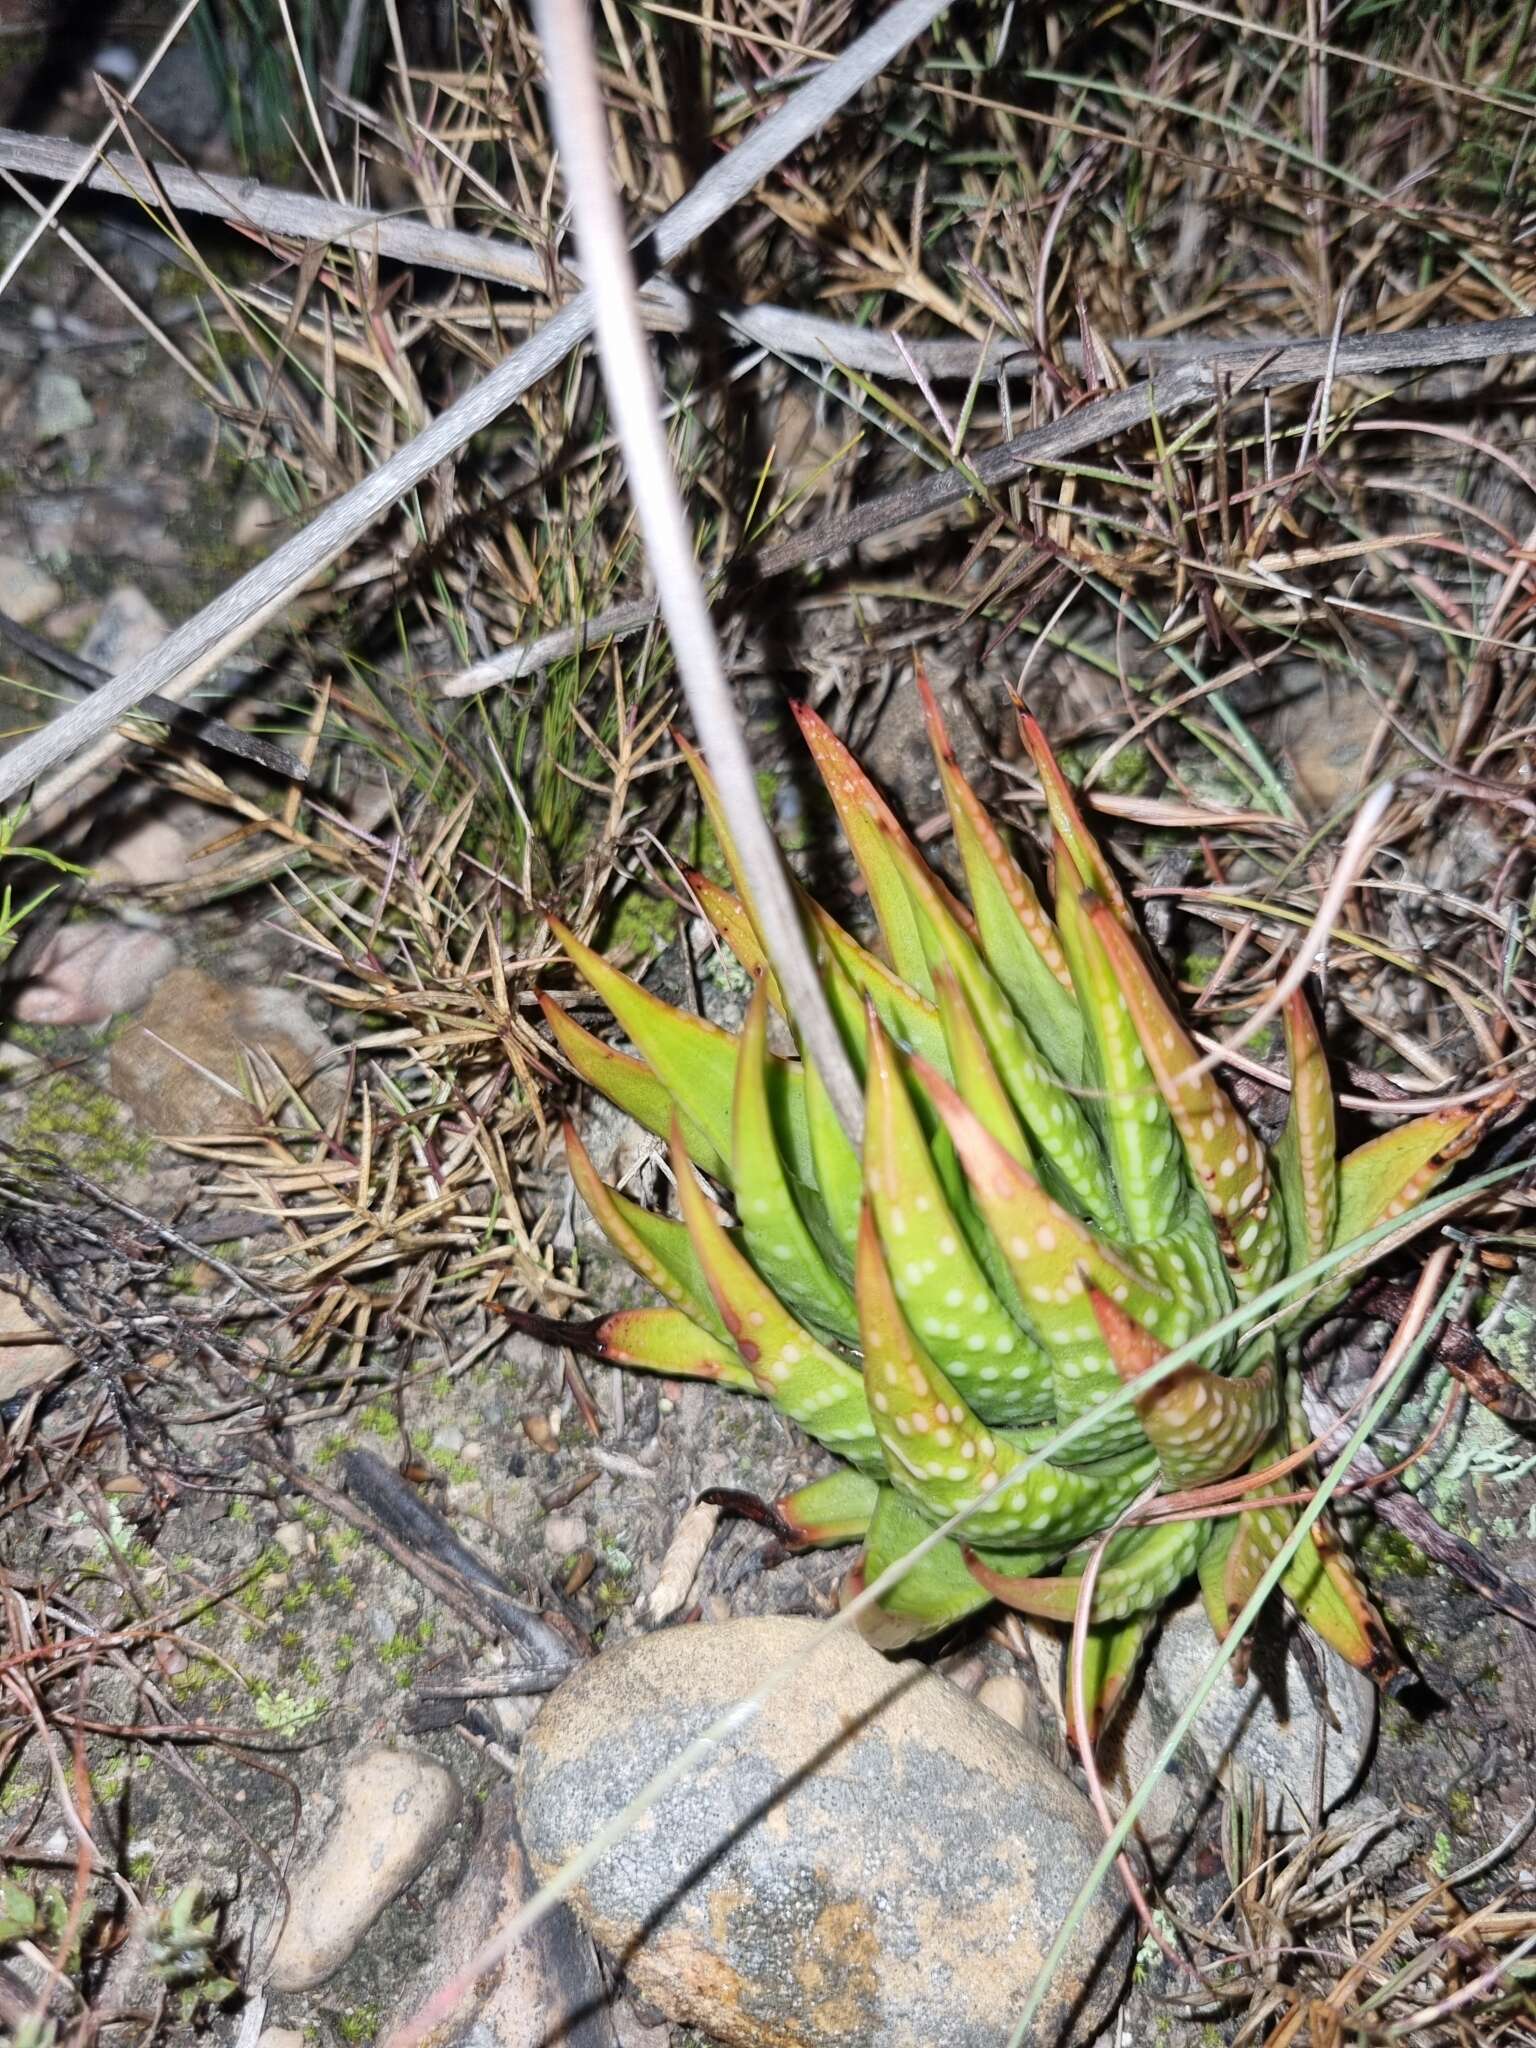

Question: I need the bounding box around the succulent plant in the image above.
[534,676,1488,1733]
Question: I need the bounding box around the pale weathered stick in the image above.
[3,127,1338,388]
[443,309,1536,695]
[532,0,865,1139]
[0,0,955,822]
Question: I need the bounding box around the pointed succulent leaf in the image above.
[595,1306,762,1393]
[539,990,729,1183]
[1019,710,1133,925]
[776,1470,880,1547]
[801,1044,862,1276]
[791,699,973,996]
[688,871,782,1007]
[1054,873,1183,1241]
[1281,1516,1403,1685]
[863,1012,1053,1422]
[1331,1108,1478,1267]
[803,893,949,1072]
[918,1059,1179,1455]
[670,1115,881,1472]
[550,920,741,1178]
[1069,1612,1156,1750]
[916,665,1083,1078]
[1198,1458,1291,1641]
[928,963,1037,1322]
[857,1203,1155,1545]
[733,979,858,1344]
[1273,989,1338,1282]
[674,728,766,938]
[966,1518,1210,1625]
[890,832,1119,1229]
[1084,898,1288,1299]
[563,1119,728,1336]
[1087,1288,1280,1488]
[852,1488,999,1645]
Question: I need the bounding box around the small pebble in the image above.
[543,1513,587,1557]
[273,1521,306,1560]
[0,553,62,624]
[432,1424,465,1454]
[266,1745,461,1992]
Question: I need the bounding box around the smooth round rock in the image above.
[516,1617,1130,2048]
[266,1745,461,1992]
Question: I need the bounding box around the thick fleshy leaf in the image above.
[670,1115,881,1472]
[551,919,741,1176]
[674,728,768,941]
[563,1119,727,1337]
[554,918,820,1189]
[539,990,729,1184]
[804,895,949,1073]
[856,1203,1155,1544]
[1084,898,1288,1299]
[918,1059,1178,1455]
[916,665,1083,1079]
[733,979,857,1343]
[851,1489,998,1646]
[1055,872,1182,1241]
[1273,989,1338,1282]
[888,830,1119,1229]
[1281,1518,1403,1685]
[863,1013,1052,1423]
[801,1044,862,1275]
[966,1518,1209,1625]
[1198,1496,1286,1644]
[1019,710,1133,926]
[593,1306,762,1393]
[791,699,973,997]
[1069,1612,1155,1749]
[776,1470,880,1546]
[1333,1108,1478,1260]
[687,870,781,1006]
[1087,1288,1279,1488]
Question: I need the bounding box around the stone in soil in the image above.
[1117,1598,1376,1830]
[384,1782,615,2048]
[29,369,93,442]
[516,1615,1131,2048]
[80,585,169,674]
[266,1745,462,1993]
[0,1277,73,1403]
[0,552,62,624]
[13,920,177,1025]
[109,968,332,1135]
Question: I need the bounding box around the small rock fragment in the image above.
[266,1745,462,1993]
[257,2031,305,2048]
[384,1782,615,2048]
[543,1513,587,1558]
[0,553,63,624]
[13,921,177,1024]
[30,370,93,442]
[516,1616,1131,2048]
[81,586,169,674]
[109,969,331,1135]
[94,818,190,889]
[0,1278,73,1403]
[975,1670,1030,1735]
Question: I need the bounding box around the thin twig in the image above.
[531,0,865,1139]
[0,0,956,823]
[443,311,1536,696]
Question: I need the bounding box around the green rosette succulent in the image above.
[533,675,1488,1733]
